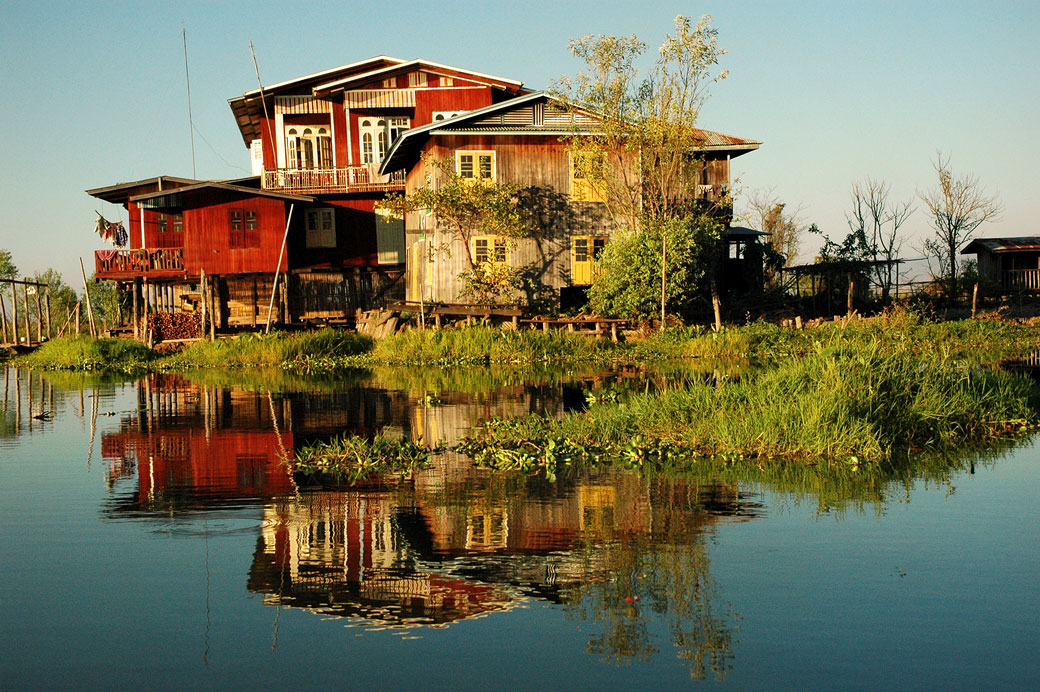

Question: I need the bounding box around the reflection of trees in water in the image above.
[562,480,740,681]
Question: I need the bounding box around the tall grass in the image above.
[372,326,620,365]
[14,336,155,371]
[165,330,373,369]
[463,342,1039,466]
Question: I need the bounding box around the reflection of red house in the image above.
[102,429,295,502]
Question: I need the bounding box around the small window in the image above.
[156,213,168,233]
[473,236,508,267]
[441,76,454,86]
[229,209,260,248]
[172,213,184,233]
[306,208,336,248]
[382,77,395,88]
[408,71,428,87]
[457,151,495,182]
[572,235,608,286]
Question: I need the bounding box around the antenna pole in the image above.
[183,27,197,178]
[250,41,277,166]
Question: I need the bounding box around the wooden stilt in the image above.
[10,282,18,344]
[44,286,52,339]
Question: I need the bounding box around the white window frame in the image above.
[433,110,468,122]
[285,124,332,170]
[305,208,336,248]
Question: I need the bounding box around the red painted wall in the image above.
[287,197,380,269]
[180,193,289,275]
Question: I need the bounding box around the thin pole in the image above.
[250,41,277,170]
[183,27,197,179]
[0,294,7,343]
[79,258,97,337]
[22,283,31,344]
[265,204,294,334]
[44,286,52,339]
[11,281,19,344]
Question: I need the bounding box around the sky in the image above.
[1,0,1037,286]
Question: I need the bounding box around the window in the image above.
[229,209,260,248]
[305,208,336,248]
[359,119,391,164]
[433,110,467,121]
[456,151,495,182]
[408,71,428,87]
[441,76,454,87]
[572,235,608,285]
[155,212,184,248]
[382,77,395,88]
[570,152,606,203]
[473,236,509,267]
[285,124,332,169]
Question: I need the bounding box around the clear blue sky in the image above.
[1,0,1037,286]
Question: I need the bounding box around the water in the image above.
[1,366,1038,691]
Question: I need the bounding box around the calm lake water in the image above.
[1,366,1038,691]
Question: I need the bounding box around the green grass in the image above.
[371,325,621,365]
[293,432,434,485]
[459,341,1040,476]
[163,329,373,369]
[14,335,156,372]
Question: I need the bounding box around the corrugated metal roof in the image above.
[962,237,1040,254]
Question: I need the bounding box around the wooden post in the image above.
[611,322,618,342]
[44,286,52,339]
[132,278,140,339]
[251,276,258,328]
[200,270,209,341]
[11,281,19,344]
[846,272,854,316]
[0,294,7,343]
[34,284,44,342]
[972,283,979,319]
[79,258,97,338]
[23,283,32,344]
[75,302,81,336]
[209,275,217,341]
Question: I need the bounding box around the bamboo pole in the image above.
[75,302,81,336]
[209,276,217,341]
[132,278,140,339]
[10,281,18,344]
[34,285,44,343]
[0,294,7,343]
[79,258,97,337]
[265,204,295,334]
[200,270,208,341]
[22,283,31,345]
[972,283,979,319]
[44,286,52,339]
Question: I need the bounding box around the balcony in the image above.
[95,248,185,279]
[261,166,405,194]
[1003,269,1040,291]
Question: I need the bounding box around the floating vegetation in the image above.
[293,433,435,485]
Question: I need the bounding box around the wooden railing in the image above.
[1003,269,1040,291]
[95,248,184,277]
[261,166,405,194]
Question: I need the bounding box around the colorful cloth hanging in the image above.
[95,214,127,247]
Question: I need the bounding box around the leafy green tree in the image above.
[380,154,529,306]
[0,249,17,280]
[589,216,721,320]
[557,16,731,325]
[30,269,79,333]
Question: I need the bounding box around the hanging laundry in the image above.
[94,214,126,246]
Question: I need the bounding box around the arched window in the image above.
[285,123,332,169]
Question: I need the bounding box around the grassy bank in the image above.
[459,342,1040,476]
[371,326,620,365]
[14,335,156,372]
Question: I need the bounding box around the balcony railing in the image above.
[1003,269,1040,291]
[95,248,184,278]
[262,166,405,194]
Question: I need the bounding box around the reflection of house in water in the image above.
[246,473,762,629]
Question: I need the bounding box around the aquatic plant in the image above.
[372,325,620,365]
[293,432,434,485]
[164,329,373,370]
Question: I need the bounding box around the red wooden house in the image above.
[88,56,527,334]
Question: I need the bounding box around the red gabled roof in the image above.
[227,56,525,147]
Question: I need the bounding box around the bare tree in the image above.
[846,178,914,301]
[744,190,802,287]
[919,153,1002,298]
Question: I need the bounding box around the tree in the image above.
[0,249,17,280]
[744,191,802,288]
[557,15,730,325]
[846,178,913,301]
[589,216,721,320]
[919,153,1002,298]
[380,154,529,306]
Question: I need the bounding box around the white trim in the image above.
[313,58,523,93]
[344,105,353,166]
